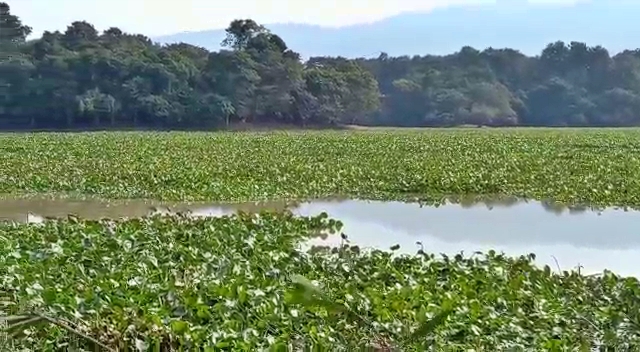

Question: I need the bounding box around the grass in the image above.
[0,129,639,207]
[2,212,640,350]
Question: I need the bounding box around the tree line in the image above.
[3,2,640,129]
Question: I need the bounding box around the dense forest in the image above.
[4,3,640,129]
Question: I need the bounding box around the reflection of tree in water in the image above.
[458,196,478,209]
[450,195,598,214]
[567,205,588,215]
[215,200,293,213]
[540,200,598,215]
[453,195,521,210]
[483,196,520,209]
[541,200,566,215]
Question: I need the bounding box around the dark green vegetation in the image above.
[1,129,640,208]
[3,212,640,350]
[5,2,640,129]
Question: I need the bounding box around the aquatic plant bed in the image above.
[2,129,640,207]
[2,212,639,350]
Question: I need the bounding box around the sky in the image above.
[12,0,587,38]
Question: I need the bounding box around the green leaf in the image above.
[171,320,189,334]
[410,307,453,342]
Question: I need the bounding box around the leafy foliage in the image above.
[1,130,640,208]
[2,212,640,350]
[6,3,640,128]
[0,4,379,129]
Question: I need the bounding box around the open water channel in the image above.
[2,197,639,277]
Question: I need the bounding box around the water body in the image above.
[2,197,639,277]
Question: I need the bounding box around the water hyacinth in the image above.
[0,129,639,207]
[1,212,640,350]
[2,129,640,350]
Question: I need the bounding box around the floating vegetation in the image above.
[2,212,640,350]
[3,129,640,349]
[1,130,640,207]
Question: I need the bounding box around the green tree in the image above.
[62,21,99,50]
[0,2,31,49]
[76,88,118,126]
[221,19,266,51]
[0,2,33,122]
[5,2,640,129]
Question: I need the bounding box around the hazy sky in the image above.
[13,0,586,38]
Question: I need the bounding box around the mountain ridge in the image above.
[153,1,640,58]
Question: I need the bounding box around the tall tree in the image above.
[0,2,31,49]
[4,3,640,129]
[221,19,266,51]
[0,3,33,121]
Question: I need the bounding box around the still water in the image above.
[2,197,639,277]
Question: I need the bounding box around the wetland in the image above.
[4,130,640,350]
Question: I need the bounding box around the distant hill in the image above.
[154,1,640,58]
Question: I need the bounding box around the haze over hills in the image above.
[154,0,640,58]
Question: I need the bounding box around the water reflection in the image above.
[0,197,289,223]
[2,197,640,277]
[293,200,640,277]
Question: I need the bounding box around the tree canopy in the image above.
[4,2,640,129]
